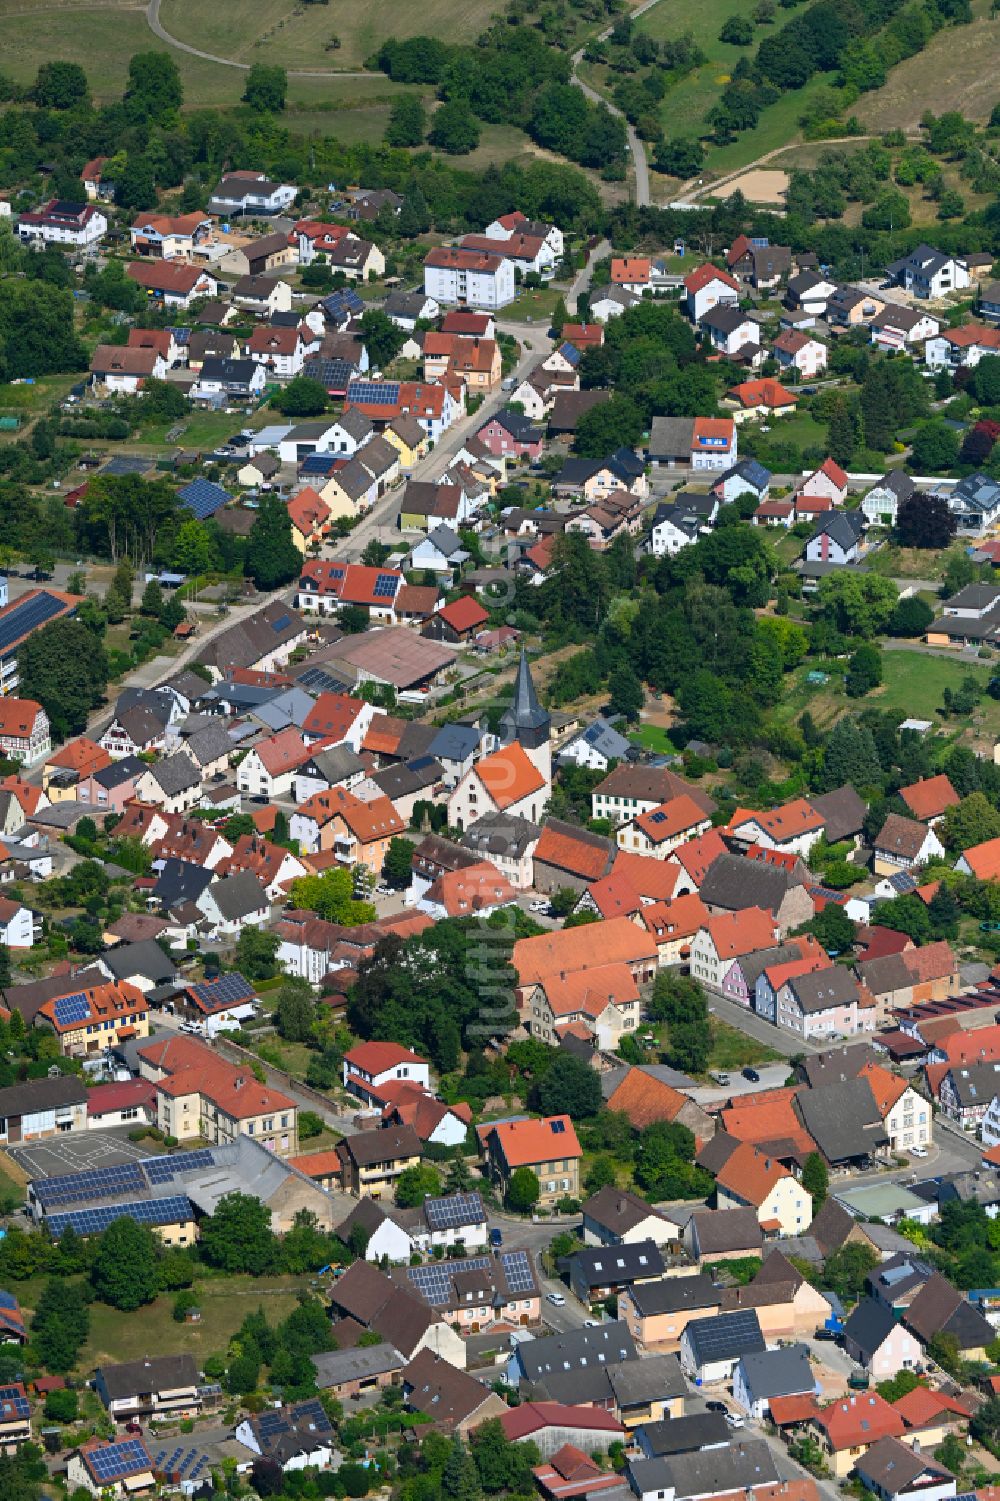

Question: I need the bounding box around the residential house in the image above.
[680,1309,766,1384]
[874,813,945,875]
[237,728,311,800]
[805,510,866,566]
[870,304,941,352]
[690,908,779,992]
[67,1439,156,1498]
[842,1299,923,1377]
[423,247,515,310]
[733,1345,817,1422]
[854,1436,956,1501]
[684,1207,764,1264]
[479,1115,582,1206]
[690,416,737,473]
[887,244,971,299]
[401,1349,507,1436]
[94,1355,200,1421]
[703,305,761,358]
[862,471,916,527]
[126,260,218,309]
[335,1124,424,1199]
[773,330,827,379]
[713,1141,813,1235]
[811,1393,907,1478]
[684,264,741,323]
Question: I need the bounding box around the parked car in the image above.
[742,1067,760,1082]
[528,900,549,914]
[910,1145,928,1157]
[546,1292,566,1307]
[814,1326,838,1342]
[705,1401,727,1414]
[489,1227,503,1248]
[725,1414,745,1430]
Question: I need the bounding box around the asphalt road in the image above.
[336,326,554,562]
[569,0,664,207]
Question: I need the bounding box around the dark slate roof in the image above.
[689,1207,763,1255]
[101,940,177,985]
[810,785,866,843]
[97,1354,199,1401]
[640,1411,730,1456]
[698,852,800,915]
[810,510,865,550]
[629,1440,778,1501]
[460,812,540,861]
[570,1239,665,1289]
[515,1322,637,1382]
[0,1073,88,1118]
[795,1078,888,1163]
[606,1351,686,1408]
[735,1344,814,1400]
[842,1297,897,1359]
[787,966,860,1015]
[626,1273,722,1318]
[207,872,268,921]
[683,1309,765,1367]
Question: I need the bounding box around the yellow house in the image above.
[383,415,429,473]
[335,1123,423,1198]
[37,980,149,1058]
[714,1141,813,1236]
[286,486,331,554]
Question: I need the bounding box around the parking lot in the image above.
[6,1127,154,1182]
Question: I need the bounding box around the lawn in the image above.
[759,407,828,453]
[81,1275,314,1369]
[630,724,678,753]
[0,373,79,421]
[708,1018,784,1071]
[157,0,499,71]
[502,285,568,327]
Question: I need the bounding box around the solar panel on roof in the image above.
[178,479,231,520]
[189,973,254,1010]
[271,613,291,633]
[373,574,397,598]
[0,591,71,656]
[34,1160,147,1207]
[502,1250,535,1293]
[46,1195,193,1237]
[0,1386,29,1420]
[0,1292,17,1311]
[87,1438,151,1481]
[143,1148,214,1184]
[423,1192,486,1231]
[53,992,90,1027]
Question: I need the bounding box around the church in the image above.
[446,652,552,832]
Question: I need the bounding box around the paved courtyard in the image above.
[7,1127,154,1182]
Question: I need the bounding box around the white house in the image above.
[424,247,516,310]
[733,1347,817,1423]
[870,304,941,352]
[90,345,167,395]
[887,244,971,299]
[342,1041,431,1104]
[647,504,701,556]
[925,325,1000,370]
[0,699,50,766]
[484,211,564,260]
[235,1401,335,1474]
[0,896,35,949]
[236,730,309,801]
[773,329,827,379]
[861,472,915,527]
[208,172,297,217]
[684,263,741,323]
[18,199,106,247]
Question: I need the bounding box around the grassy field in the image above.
[777,650,1000,743]
[853,0,1000,130]
[630,724,678,753]
[81,1275,314,1368]
[158,0,497,72]
[708,1018,784,1071]
[502,284,567,326]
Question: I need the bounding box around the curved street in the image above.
[145,0,371,77]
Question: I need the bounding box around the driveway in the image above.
[684,1061,793,1109]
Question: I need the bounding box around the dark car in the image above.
[813,1327,838,1342]
[489,1227,503,1248]
[705,1400,728,1414]
[742,1067,761,1082]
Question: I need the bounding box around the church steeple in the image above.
[499,650,550,751]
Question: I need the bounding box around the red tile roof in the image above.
[482,1114,582,1167]
[684,263,741,294]
[344,1041,427,1075]
[535,824,610,881]
[474,741,546,812]
[705,906,777,960]
[813,1393,905,1450]
[437,596,489,634]
[900,775,959,823]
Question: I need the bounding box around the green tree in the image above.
[442,1438,482,1501]
[43,1387,79,1422]
[822,1241,880,1300]
[31,1277,89,1373]
[172,519,219,576]
[889,596,934,637]
[245,494,301,590]
[802,1152,829,1208]
[275,978,316,1042]
[846,642,882,698]
[574,394,644,459]
[234,926,281,981]
[395,1163,443,1207]
[288,867,376,925]
[243,63,287,111]
[200,1192,278,1274]
[816,572,898,639]
[827,398,855,467]
[124,51,183,124]
[91,1217,159,1309]
[272,377,328,417]
[809,901,856,953]
[584,1155,618,1193]
[359,309,406,369]
[18,619,108,740]
[505,1167,540,1214]
[140,578,163,618]
[33,62,89,109]
[609,664,644,722]
[471,1419,541,1494]
[428,99,481,154]
[383,836,415,889]
[532,1053,602,1118]
[720,15,754,42]
[385,95,426,147]
[911,421,960,473]
[666,1019,711,1075]
[876,1369,920,1403]
[821,716,882,791]
[940,791,1000,853]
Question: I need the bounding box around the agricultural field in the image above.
[157,0,496,72]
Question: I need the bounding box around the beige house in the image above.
[714,1141,813,1236]
[336,1123,423,1199]
[619,1273,721,1349]
[479,1114,582,1207]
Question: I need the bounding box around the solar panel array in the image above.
[297,665,353,698]
[53,991,90,1027]
[47,1195,194,1238]
[87,1439,152,1482]
[0,1291,17,1311]
[0,1385,29,1420]
[34,1161,147,1207]
[347,381,400,406]
[0,591,69,656]
[189,973,254,1010]
[405,1249,536,1307]
[373,573,397,598]
[178,479,231,520]
[423,1192,486,1232]
[271,613,292,633]
[144,1148,215,1184]
[153,1445,211,1484]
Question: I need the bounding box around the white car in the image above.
[725,1413,745,1429]
[910,1146,928,1158]
[528,900,549,914]
[546,1292,566,1306]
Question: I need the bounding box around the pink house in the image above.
[77,759,145,813]
[799,457,849,505]
[476,410,544,461]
